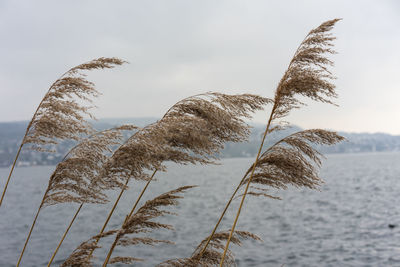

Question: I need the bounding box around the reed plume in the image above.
[62,186,196,266]
[16,125,136,267]
[104,93,271,189]
[240,129,344,196]
[43,125,137,206]
[148,19,341,265]
[0,57,126,207]
[87,92,271,254]
[217,18,342,266]
[161,129,343,266]
[0,17,349,267]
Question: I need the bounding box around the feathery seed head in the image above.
[62,186,195,266]
[272,19,340,121]
[43,125,137,206]
[242,129,344,197]
[104,93,271,189]
[23,57,126,152]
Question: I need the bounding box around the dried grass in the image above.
[43,125,137,206]
[155,19,343,266]
[84,92,270,256]
[241,129,345,195]
[62,186,196,267]
[63,92,269,265]
[1,57,126,208]
[5,19,346,267]
[216,18,342,266]
[103,93,271,190]
[13,58,127,266]
[24,57,126,151]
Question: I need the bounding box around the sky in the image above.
[0,1,399,134]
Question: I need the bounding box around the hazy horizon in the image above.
[1,116,399,136]
[1,1,400,134]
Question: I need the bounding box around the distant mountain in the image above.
[0,118,399,167]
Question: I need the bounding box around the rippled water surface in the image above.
[1,152,400,266]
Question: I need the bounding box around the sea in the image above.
[1,152,400,267]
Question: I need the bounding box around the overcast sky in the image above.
[1,1,399,134]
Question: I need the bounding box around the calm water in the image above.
[1,152,400,266]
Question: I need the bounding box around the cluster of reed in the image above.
[0,19,343,266]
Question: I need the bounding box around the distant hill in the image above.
[0,118,399,167]
[0,118,158,167]
[325,131,400,153]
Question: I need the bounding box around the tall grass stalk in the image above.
[197,173,247,258]
[5,19,345,267]
[16,125,133,266]
[218,19,341,265]
[47,204,83,267]
[219,120,271,266]
[102,186,196,266]
[87,170,157,259]
[16,192,47,266]
[86,177,131,260]
[154,19,342,267]
[101,170,156,266]
[0,58,125,208]
[83,93,269,261]
[61,93,268,266]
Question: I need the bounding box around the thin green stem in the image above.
[16,192,47,266]
[47,203,83,267]
[0,143,24,207]
[102,235,119,267]
[197,173,247,258]
[217,34,307,265]
[103,170,157,266]
[219,105,275,266]
[87,178,130,259]
[125,170,157,223]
